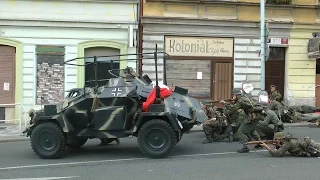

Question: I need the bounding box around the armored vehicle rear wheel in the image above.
[137,119,177,158]
[67,138,88,148]
[30,122,66,159]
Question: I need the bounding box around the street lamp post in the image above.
[260,0,266,91]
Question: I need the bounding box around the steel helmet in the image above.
[274,132,286,140]
[232,89,242,95]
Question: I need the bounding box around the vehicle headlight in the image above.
[28,108,35,118]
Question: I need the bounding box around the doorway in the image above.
[84,47,120,87]
[315,60,320,106]
[265,47,285,100]
[212,60,233,101]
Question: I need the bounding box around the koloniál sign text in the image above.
[165,36,234,57]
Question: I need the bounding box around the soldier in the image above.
[268,100,285,121]
[98,138,120,146]
[201,103,231,144]
[288,105,320,114]
[256,106,284,140]
[220,89,263,153]
[259,132,320,157]
[269,85,282,102]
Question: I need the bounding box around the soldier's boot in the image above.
[254,144,263,149]
[227,131,233,142]
[237,144,250,153]
[202,134,213,144]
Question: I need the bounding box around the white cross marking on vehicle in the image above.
[111,88,122,96]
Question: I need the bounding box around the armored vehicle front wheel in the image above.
[30,122,66,159]
[137,119,177,158]
[67,137,88,148]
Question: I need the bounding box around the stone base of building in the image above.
[286,98,315,106]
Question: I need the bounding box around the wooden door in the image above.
[0,45,15,105]
[212,60,233,101]
[315,74,320,107]
[265,47,285,100]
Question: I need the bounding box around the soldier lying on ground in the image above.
[288,105,320,114]
[256,106,284,141]
[201,103,232,144]
[259,132,320,157]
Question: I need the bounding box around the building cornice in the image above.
[145,0,319,9]
[13,0,139,4]
[0,19,138,29]
[141,16,293,29]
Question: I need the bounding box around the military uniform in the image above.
[266,132,320,157]
[225,89,263,153]
[269,85,282,102]
[268,100,285,121]
[202,105,231,143]
[256,109,284,139]
[289,105,320,114]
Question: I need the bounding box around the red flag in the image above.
[142,86,173,112]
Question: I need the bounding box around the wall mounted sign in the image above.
[165,36,234,57]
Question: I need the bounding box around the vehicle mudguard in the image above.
[33,114,74,133]
[132,112,183,135]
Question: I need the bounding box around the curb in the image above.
[0,136,29,143]
[189,122,317,132]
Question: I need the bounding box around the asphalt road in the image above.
[0,126,319,180]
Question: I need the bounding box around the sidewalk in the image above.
[0,124,28,142]
[0,121,317,143]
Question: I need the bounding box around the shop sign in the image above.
[164,36,234,57]
[307,37,320,58]
[267,38,288,45]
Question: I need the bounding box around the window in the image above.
[267,47,285,61]
[36,45,65,105]
[84,47,120,87]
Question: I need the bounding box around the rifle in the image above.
[209,99,234,104]
[247,140,276,145]
[247,140,282,149]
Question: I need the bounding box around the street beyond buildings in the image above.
[0,126,319,180]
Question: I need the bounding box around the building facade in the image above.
[0,0,139,123]
[140,0,320,105]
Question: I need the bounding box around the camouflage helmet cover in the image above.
[274,132,286,140]
[232,89,242,95]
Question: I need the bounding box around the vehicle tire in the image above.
[30,122,66,159]
[67,138,88,148]
[137,119,177,158]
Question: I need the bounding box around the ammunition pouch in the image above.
[306,144,320,157]
[247,112,263,122]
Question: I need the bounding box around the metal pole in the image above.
[154,44,160,98]
[260,0,265,90]
[94,56,98,87]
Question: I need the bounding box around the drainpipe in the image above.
[138,0,143,76]
[260,0,266,90]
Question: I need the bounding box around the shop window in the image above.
[36,45,65,105]
[267,47,285,61]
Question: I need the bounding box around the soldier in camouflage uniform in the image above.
[256,106,284,140]
[269,85,282,102]
[260,132,320,157]
[220,89,263,153]
[288,105,320,114]
[268,100,285,121]
[201,104,231,144]
[282,103,320,123]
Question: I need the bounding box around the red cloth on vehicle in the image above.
[142,86,172,112]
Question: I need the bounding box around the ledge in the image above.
[142,16,294,28]
[145,0,320,9]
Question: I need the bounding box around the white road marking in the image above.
[0,176,79,180]
[0,150,268,171]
